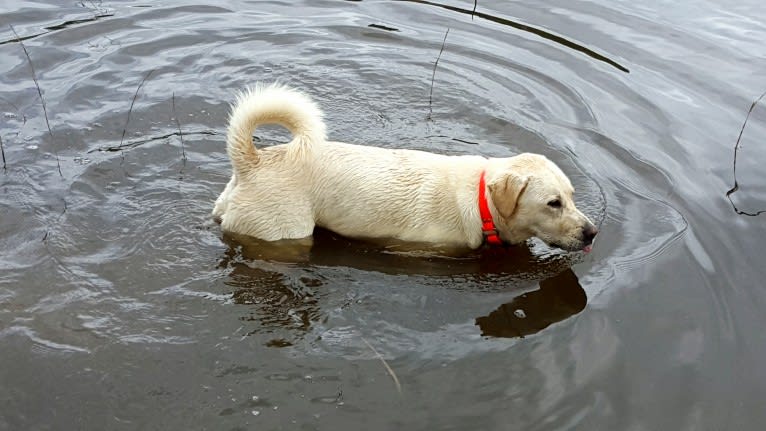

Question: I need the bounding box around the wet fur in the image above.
[213,84,596,251]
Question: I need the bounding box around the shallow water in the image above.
[1,0,766,429]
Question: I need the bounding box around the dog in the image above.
[213,84,598,252]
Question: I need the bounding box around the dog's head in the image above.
[487,154,597,252]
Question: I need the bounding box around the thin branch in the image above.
[120,69,154,164]
[726,90,766,216]
[472,0,477,19]
[171,92,187,172]
[42,197,68,242]
[10,24,61,177]
[397,0,628,73]
[361,337,402,394]
[428,28,450,121]
[424,134,480,145]
[0,135,6,171]
[0,11,113,46]
[90,129,218,153]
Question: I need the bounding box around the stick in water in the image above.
[428,28,450,120]
[120,69,154,163]
[0,135,6,171]
[725,90,766,216]
[171,92,187,171]
[361,336,402,394]
[10,24,61,176]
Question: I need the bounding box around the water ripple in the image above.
[1,0,764,428]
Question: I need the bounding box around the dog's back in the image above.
[214,83,597,252]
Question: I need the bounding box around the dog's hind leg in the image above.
[222,232,314,263]
[219,198,315,241]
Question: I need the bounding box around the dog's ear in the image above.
[488,172,530,218]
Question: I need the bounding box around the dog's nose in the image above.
[582,224,598,245]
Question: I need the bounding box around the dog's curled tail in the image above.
[226,83,326,174]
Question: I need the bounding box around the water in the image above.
[1,1,765,429]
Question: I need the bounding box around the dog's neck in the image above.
[478,170,503,246]
[479,164,532,248]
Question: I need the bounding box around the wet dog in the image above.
[213,84,597,252]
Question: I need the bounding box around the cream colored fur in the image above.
[213,84,597,252]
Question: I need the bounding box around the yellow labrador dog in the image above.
[213,84,597,252]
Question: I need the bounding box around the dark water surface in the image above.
[2,0,766,429]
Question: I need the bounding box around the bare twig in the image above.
[0,10,113,46]
[424,134,480,145]
[397,0,629,73]
[120,69,154,164]
[42,197,68,242]
[10,25,61,177]
[428,28,450,121]
[472,0,477,19]
[171,92,187,171]
[361,337,402,394]
[726,90,766,216]
[0,135,6,171]
[89,129,218,153]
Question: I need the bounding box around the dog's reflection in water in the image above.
[475,269,585,338]
[219,228,587,342]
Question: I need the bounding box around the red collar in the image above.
[478,170,503,246]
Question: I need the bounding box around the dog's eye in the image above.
[547,199,562,208]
